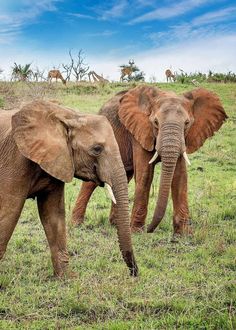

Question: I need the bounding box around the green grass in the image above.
[0,82,236,329]
[0,97,4,108]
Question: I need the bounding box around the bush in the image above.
[175,70,236,84]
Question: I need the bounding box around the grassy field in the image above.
[0,82,235,329]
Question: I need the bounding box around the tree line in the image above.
[0,52,235,83]
[0,50,145,83]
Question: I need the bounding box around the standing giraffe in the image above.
[165,69,176,82]
[48,70,66,85]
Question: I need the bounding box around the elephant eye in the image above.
[185,119,190,126]
[154,119,159,127]
[90,144,104,156]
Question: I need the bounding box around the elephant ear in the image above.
[12,101,74,183]
[184,88,228,154]
[118,86,159,151]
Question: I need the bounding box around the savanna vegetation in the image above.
[0,81,235,329]
[175,70,236,84]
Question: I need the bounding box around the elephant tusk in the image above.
[105,183,117,204]
[183,152,191,166]
[149,151,158,164]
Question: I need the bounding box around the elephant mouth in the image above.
[74,164,104,186]
[74,174,103,186]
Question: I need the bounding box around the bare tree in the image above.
[69,49,89,82]
[61,50,73,81]
[62,61,73,82]
[32,67,47,82]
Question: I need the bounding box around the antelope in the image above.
[48,70,66,85]
[165,69,176,82]
[120,60,135,82]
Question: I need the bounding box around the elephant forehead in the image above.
[73,124,107,144]
[85,115,113,131]
[156,96,187,109]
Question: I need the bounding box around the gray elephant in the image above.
[0,100,138,277]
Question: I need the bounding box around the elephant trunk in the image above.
[147,123,182,233]
[110,156,138,276]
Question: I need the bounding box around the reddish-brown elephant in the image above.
[0,101,138,277]
[72,86,227,235]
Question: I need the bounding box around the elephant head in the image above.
[11,100,138,276]
[118,86,227,232]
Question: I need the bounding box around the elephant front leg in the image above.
[171,157,192,236]
[37,183,69,277]
[72,181,97,226]
[131,141,154,232]
[0,194,25,260]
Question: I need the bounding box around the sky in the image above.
[0,0,236,81]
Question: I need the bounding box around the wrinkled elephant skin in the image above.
[0,101,138,277]
[73,86,227,236]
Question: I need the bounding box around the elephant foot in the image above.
[173,219,193,236]
[71,215,85,226]
[171,231,192,243]
[52,250,70,278]
[171,233,182,243]
[53,269,77,279]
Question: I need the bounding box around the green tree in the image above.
[120,60,145,82]
[12,63,33,81]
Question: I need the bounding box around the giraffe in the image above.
[48,70,66,85]
[165,69,176,82]
[88,71,109,83]
[120,60,135,82]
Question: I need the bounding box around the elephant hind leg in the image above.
[71,181,97,226]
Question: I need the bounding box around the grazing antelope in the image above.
[48,70,66,85]
[165,69,176,82]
